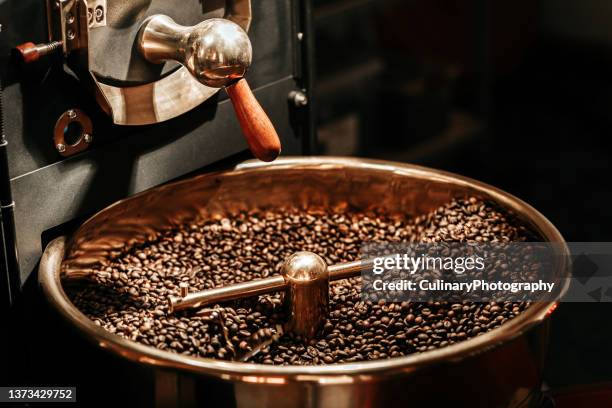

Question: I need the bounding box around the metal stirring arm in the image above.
[168,253,375,339]
[168,258,370,313]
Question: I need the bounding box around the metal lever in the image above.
[137,16,281,162]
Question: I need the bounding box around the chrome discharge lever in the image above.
[138,16,281,162]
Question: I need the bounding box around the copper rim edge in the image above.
[38,156,570,384]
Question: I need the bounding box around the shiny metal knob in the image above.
[137,15,281,162]
[138,16,252,88]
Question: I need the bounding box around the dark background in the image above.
[313,0,612,390]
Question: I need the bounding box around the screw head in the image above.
[95,6,104,22]
[56,143,66,153]
[67,109,77,119]
[290,91,308,107]
[83,133,93,143]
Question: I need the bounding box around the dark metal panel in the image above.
[294,0,317,154]
[11,77,302,284]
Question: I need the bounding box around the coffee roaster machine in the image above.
[0,1,577,408]
[0,0,314,404]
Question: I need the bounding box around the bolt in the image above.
[95,6,104,23]
[66,12,75,24]
[67,109,77,119]
[67,29,75,41]
[83,133,93,143]
[56,143,66,153]
[289,91,308,108]
[41,41,63,54]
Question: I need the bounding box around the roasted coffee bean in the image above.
[67,198,531,365]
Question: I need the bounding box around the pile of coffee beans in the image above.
[67,197,532,365]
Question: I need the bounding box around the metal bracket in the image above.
[53,109,94,157]
[47,0,89,56]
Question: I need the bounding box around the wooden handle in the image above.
[225,79,281,162]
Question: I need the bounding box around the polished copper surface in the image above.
[39,157,571,407]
